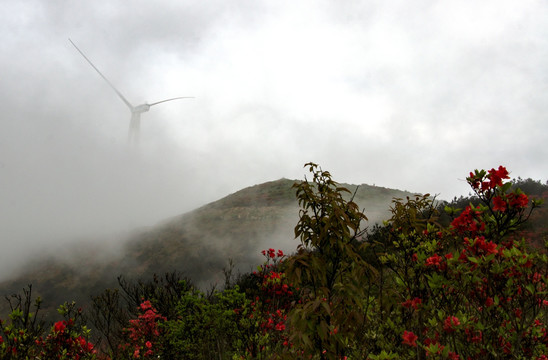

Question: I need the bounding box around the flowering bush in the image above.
[120,300,166,359]
[34,318,96,360]
[0,298,96,360]
[1,164,545,360]
[373,166,547,359]
[234,248,299,359]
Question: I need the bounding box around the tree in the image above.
[285,162,373,359]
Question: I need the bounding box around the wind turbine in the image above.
[69,38,192,144]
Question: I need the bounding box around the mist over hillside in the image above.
[0,178,416,317]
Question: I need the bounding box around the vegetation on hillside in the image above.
[0,177,412,319]
[0,163,546,359]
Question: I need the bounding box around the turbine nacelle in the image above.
[133,104,151,114]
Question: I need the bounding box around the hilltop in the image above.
[0,178,415,316]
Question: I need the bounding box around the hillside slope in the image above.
[0,178,415,316]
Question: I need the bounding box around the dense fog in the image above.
[1,0,547,277]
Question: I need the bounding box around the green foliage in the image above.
[0,285,46,359]
[162,283,250,360]
[0,287,95,359]
[88,271,194,358]
[285,162,373,359]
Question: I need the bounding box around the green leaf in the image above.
[467,256,479,264]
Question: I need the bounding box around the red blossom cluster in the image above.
[493,193,529,212]
[425,253,442,267]
[401,297,422,310]
[398,166,547,359]
[451,205,485,235]
[466,165,530,220]
[122,300,166,359]
[461,236,498,258]
[468,166,510,191]
[401,330,418,347]
[242,249,298,355]
[443,316,461,333]
[33,319,96,360]
[261,248,284,258]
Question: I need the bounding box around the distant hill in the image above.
[0,178,417,318]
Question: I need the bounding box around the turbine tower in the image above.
[69,39,192,144]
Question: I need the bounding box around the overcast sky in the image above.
[1,0,547,271]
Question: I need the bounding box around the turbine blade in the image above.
[69,38,134,110]
[148,97,194,106]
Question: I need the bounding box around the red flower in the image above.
[402,330,418,347]
[487,166,510,189]
[514,308,522,318]
[509,193,528,209]
[493,196,507,212]
[451,206,484,235]
[54,321,66,333]
[476,237,498,255]
[443,316,460,332]
[499,337,512,354]
[468,172,481,189]
[465,327,483,344]
[401,297,422,310]
[425,254,442,267]
[139,300,153,312]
